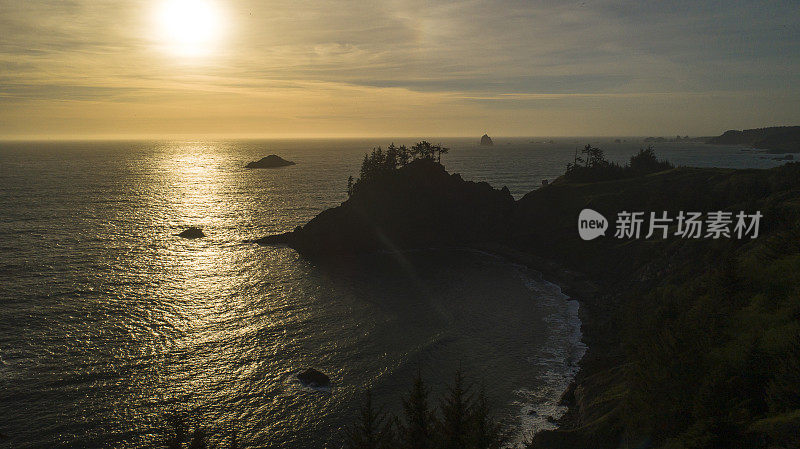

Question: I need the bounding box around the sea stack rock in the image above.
[480,134,494,146]
[246,155,296,168]
[178,227,205,239]
[296,368,331,388]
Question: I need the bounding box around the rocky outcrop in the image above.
[297,368,331,388]
[177,227,205,239]
[480,134,494,146]
[246,155,296,168]
[706,126,800,153]
[255,159,515,255]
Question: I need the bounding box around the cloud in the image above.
[0,0,798,137]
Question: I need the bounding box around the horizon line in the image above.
[0,133,725,143]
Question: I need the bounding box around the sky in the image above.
[1,0,798,139]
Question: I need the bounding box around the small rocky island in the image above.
[245,155,296,168]
[480,133,494,146]
[177,227,205,239]
[296,368,331,388]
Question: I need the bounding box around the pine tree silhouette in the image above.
[437,370,473,449]
[344,390,396,449]
[398,370,435,449]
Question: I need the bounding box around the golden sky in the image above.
[1,0,799,139]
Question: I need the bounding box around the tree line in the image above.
[344,370,509,449]
[159,371,508,449]
[564,144,674,182]
[348,141,450,197]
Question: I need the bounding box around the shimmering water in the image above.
[0,138,788,448]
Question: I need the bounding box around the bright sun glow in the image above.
[156,0,224,58]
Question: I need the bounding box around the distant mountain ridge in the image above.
[707,126,800,153]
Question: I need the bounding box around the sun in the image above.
[155,0,225,58]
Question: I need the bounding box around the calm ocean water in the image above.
[0,138,789,448]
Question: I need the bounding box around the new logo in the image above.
[578,209,608,240]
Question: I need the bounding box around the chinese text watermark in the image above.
[579,209,761,241]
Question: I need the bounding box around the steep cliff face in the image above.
[256,159,515,255]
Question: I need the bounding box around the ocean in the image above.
[0,137,789,448]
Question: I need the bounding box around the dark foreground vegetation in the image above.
[518,160,800,449]
[344,371,508,449]
[255,142,800,448]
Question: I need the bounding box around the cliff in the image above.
[706,126,800,153]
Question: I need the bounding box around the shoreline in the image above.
[465,247,587,444]
[471,243,603,439]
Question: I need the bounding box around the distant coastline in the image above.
[705,126,800,153]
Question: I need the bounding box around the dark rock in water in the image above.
[246,155,296,168]
[178,227,205,239]
[773,154,794,161]
[546,416,558,424]
[480,133,494,146]
[297,368,331,388]
[528,409,538,416]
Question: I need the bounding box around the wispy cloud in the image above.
[1,0,798,137]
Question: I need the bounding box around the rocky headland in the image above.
[706,126,800,153]
[254,148,800,448]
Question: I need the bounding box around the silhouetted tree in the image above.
[347,175,355,197]
[434,144,449,163]
[412,141,436,160]
[344,390,396,449]
[628,145,673,175]
[582,144,606,168]
[398,371,435,449]
[386,143,400,168]
[397,144,411,166]
[469,386,507,449]
[436,370,473,449]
